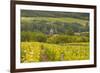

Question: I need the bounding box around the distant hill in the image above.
[21,10,89,20]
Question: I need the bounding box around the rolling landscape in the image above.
[20,10,90,63]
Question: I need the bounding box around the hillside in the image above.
[21,17,89,34]
[21,10,89,35]
[21,10,89,20]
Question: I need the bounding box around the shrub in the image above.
[33,32,47,42]
[21,31,47,42]
[21,31,33,42]
[47,35,89,44]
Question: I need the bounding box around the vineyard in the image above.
[20,10,90,63]
[21,42,89,63]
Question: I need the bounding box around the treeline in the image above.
[21,19,89,34]
[21,31,89,44]
[21,10,89,20]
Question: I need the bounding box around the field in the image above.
[21,42,89,63]
[21,17,88,26]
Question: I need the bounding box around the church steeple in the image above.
[50,28,53,35]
